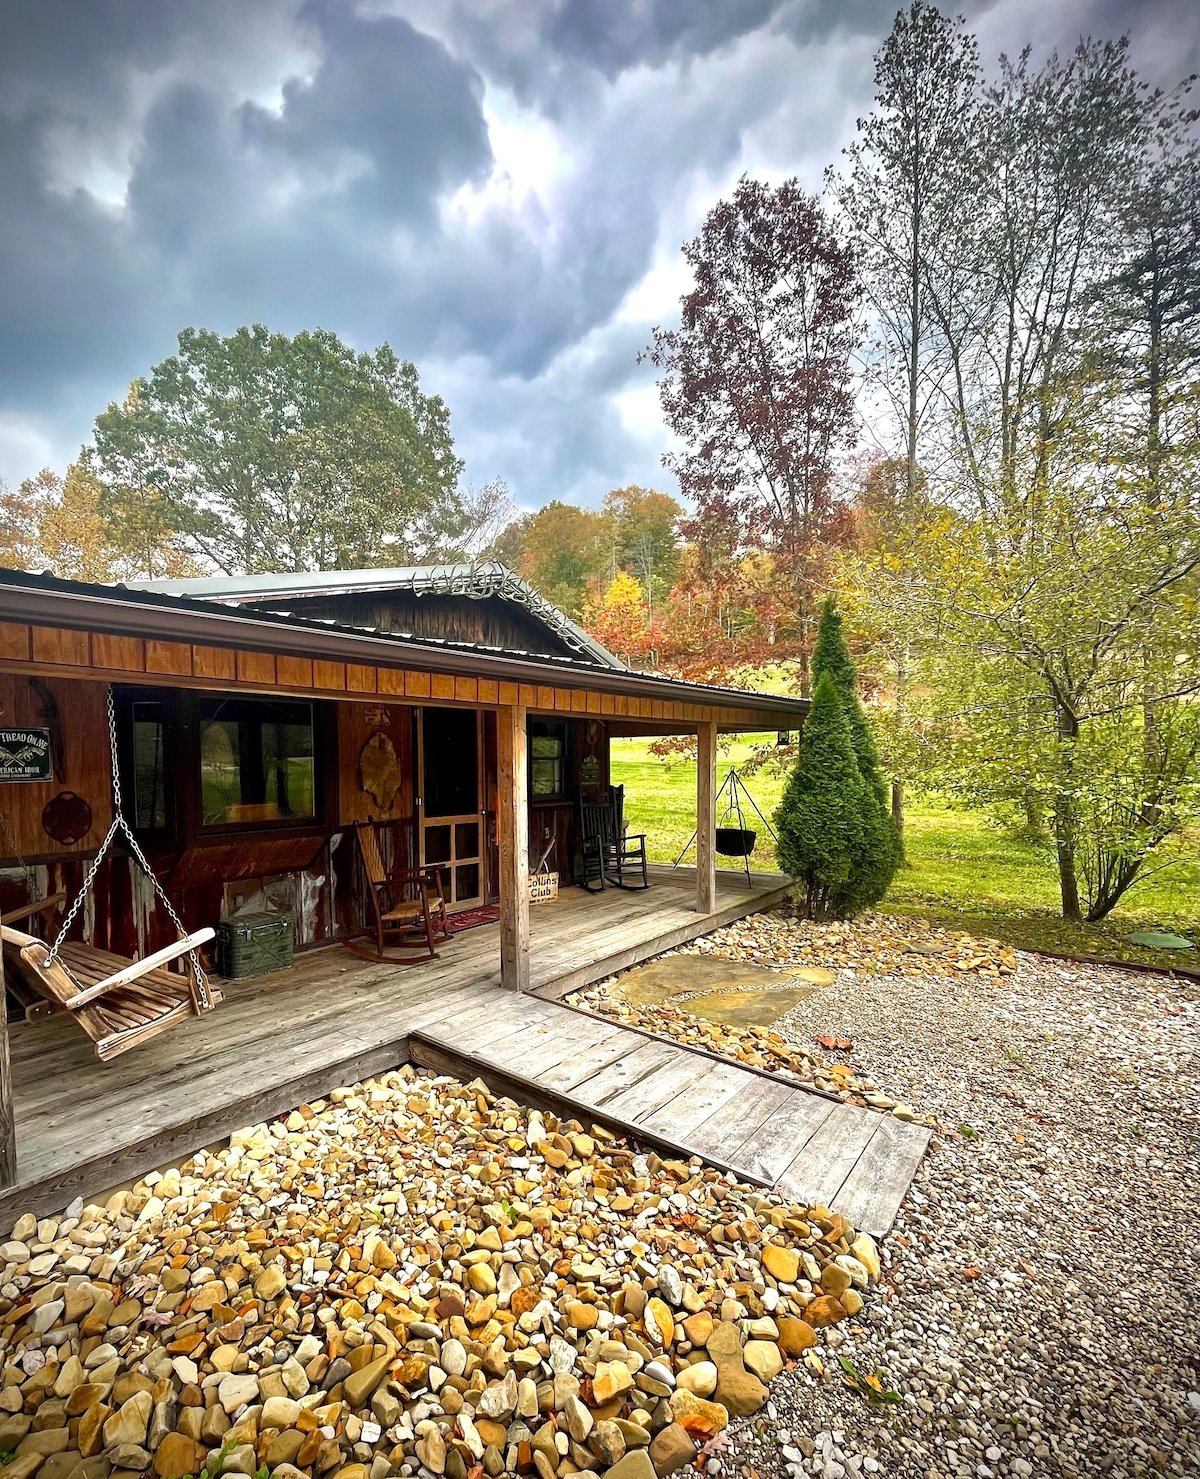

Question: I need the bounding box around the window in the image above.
[530,725,566,799]
[199,696,316,827]
[130,700,167,830]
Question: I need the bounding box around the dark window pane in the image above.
[422,708,478,816]
[131,702,166,829]
[424,824,451,865]
[455,863,479,900]
[198,696,316,827]
[455,821,480,858]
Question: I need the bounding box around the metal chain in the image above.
[46,688,213,1010]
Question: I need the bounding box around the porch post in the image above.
[0,942,15,1188]
[498,704,530,992]
[696,721,717,914]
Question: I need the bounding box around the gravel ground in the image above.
[720,941,1200,1479]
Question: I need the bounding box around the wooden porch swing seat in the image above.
[354,819,449,961]
[2,895,218,1062]
[0,686,220,1062]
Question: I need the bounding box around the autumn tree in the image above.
[645,178,861,688]
[582,571,664,666]
[0,464,193,580]
[0,475,44,570]
[493,500,613,619]
[601,485,682,621]
[91,325,465,574]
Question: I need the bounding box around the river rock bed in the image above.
[677,911,1019,980]
[566,986,882,1111]
[0,1069,882,1479]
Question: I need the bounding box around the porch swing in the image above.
[1,688,220,1061]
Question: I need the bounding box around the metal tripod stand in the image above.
[672,765,778,886]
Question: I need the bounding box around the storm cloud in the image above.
[1,0,1195,509]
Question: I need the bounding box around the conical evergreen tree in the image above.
[774,672,874,920]
[811,598,886,804]
[810,598,904,909]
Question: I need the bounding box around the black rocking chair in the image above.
[578,785,649,892]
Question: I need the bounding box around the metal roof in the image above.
[0,566,809,723]
[124,561,625,670]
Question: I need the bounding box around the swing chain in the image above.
[46,689,213,1009]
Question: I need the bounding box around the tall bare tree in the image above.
[830,3,979,829]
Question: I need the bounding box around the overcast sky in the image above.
[1,0,1195,512]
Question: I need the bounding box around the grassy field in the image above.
[611,733,1199,973]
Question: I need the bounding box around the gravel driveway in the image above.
[722,946,1200,1479]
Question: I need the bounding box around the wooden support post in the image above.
[696,721,717,914]
[0,941,15,1189]
[498,704,530,992]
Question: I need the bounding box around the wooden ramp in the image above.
[410,993,930,1238]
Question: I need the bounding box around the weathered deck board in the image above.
[774,1105,881,1208]
[0,867,928,1237]
[832,1116,932,1234]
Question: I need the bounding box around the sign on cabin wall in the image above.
[0,727,53,781]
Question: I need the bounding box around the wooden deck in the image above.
[2,867,928,1236]
[410,998,930,1236]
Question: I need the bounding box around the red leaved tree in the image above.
[643,178,862,691]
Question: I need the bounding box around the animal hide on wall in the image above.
[358,731,401,811]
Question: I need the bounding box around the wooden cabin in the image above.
[0,562,808,1214]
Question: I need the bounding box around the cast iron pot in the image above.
[714,826,757,856]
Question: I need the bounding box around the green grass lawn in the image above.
[611,733,1199,973]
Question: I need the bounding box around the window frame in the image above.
[528,720,568,803]
[115,686,332,846]
[196,693,320,835]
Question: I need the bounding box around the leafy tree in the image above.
[645,178,861,686]
[829,21,1200,921]
[493,500,613,618]
[582,571,664,666]
[601,485,682,617]
[0,473,46,570]
[90,325,464,574]
[774,671,874,920]
[0,464,192,580]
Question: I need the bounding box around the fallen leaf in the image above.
[960,1266,982,1279]
[817,1034,853,1051]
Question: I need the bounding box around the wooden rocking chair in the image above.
[2,895,218,1062]
[578,786,649,892]
[354,820,448,962]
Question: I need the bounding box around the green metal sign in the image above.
[0,728,53,781]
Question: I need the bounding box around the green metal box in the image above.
[215,911,294,979]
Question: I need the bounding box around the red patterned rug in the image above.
[445,904,501,934]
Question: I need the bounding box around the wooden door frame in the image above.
[415,705,487,911]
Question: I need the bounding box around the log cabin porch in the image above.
[0,568,943,1241]
[0,866,794,1226]
[0,864,929,1238]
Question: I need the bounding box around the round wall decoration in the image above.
[42,790,93,845]
[358,732,402,811]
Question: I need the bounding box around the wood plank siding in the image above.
[0,623,793,731]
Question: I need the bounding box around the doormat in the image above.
[446,904,501,935]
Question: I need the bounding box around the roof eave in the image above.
[0,572,809,722]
